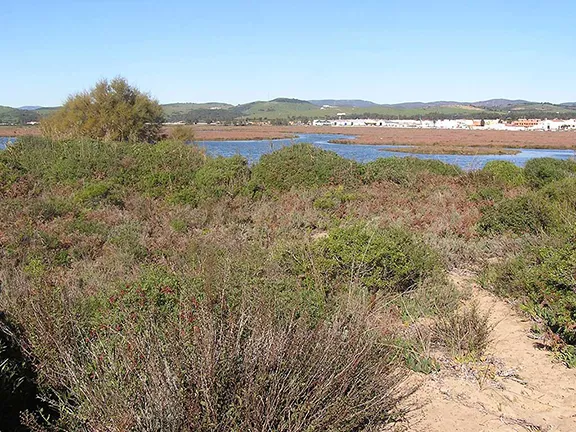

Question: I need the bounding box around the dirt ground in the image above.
[405,271,576,432]
[3,125,575,150]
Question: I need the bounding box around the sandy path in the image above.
[407,271,576,432]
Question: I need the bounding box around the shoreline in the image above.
[2,124,575,152]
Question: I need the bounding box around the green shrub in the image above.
[107,222,147,260]
[30,197,72,221]
[0,159,20,194]
[3,137,207,202]
[313,186,357,211]
[250,144,363,192]
[478,193,557,235]
[308,224,442,293]
[468,186,504,202]
[75,181,123,207]
[168,125,195,143]
[4,136,129,184]
[84,267,189,330]
[194,155,250,200]
[133,140,206,197]
[394,337,440,374]
[481,160,525,187]
[524,158,576,189]
[363,157,462,185]
[540,177,576,209]
[484,238,576,364]
[41,77,164,143]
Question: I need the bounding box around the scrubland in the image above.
[1,137,576,431]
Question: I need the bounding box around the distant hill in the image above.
[309,99,377,108]
[0,106,40,125]
[471,99,531,109]
[385,101,462,109]
[2,98,576,125]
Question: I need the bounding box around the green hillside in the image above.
[509,103,576,114]
[34,107,60,116]
[162,102,233,116]
[3,98,576,125]
[0,106,40,125]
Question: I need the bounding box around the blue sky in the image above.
[3,0,575,106]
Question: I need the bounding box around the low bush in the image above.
[249,144,363,192]
[3,137,208,200]
[468,186,504,202]
[481,160,525,187]
[312,186,357,211]
[132,140,206,197]
[0,158,21,194]
[168,125,195,143]
[483,237,576,364]
[284,223,443,294]
[540,177,576,210]
[4,136,130,184]
[11,263,413,431]
[434,302,493,360]
[524,158,576,189]
[363,157,462,185]
[75,181,124,207]
[477,193,557,235]
[194,155,250,200]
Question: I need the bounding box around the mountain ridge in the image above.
[2,98,576,125]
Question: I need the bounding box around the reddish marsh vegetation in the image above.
[1,138,575,430]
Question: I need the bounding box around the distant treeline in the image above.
[3,107,576,127]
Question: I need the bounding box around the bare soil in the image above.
[405,271,576,432]
[0,126,40,137]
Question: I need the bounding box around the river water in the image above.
[197,133,576,170]
[2,134,574,170]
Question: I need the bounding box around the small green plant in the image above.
[395,337,440,374]
[75,181,123,207]
[434,302,493,360]
[107,222,147,260]
[31,198,71,222]
[481,160,525,187]
[468,186,504,202]
[313,186,356,211]
[23,258,46,278]
[170,218,188,233]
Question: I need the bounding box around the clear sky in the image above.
[3,0,575,107]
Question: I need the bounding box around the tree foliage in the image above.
[41,77,164,143]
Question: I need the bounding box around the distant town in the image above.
[312,118,576,131]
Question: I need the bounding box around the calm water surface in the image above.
[1,134,574,170]
[0,137,17,148]
[198,133,576,170]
